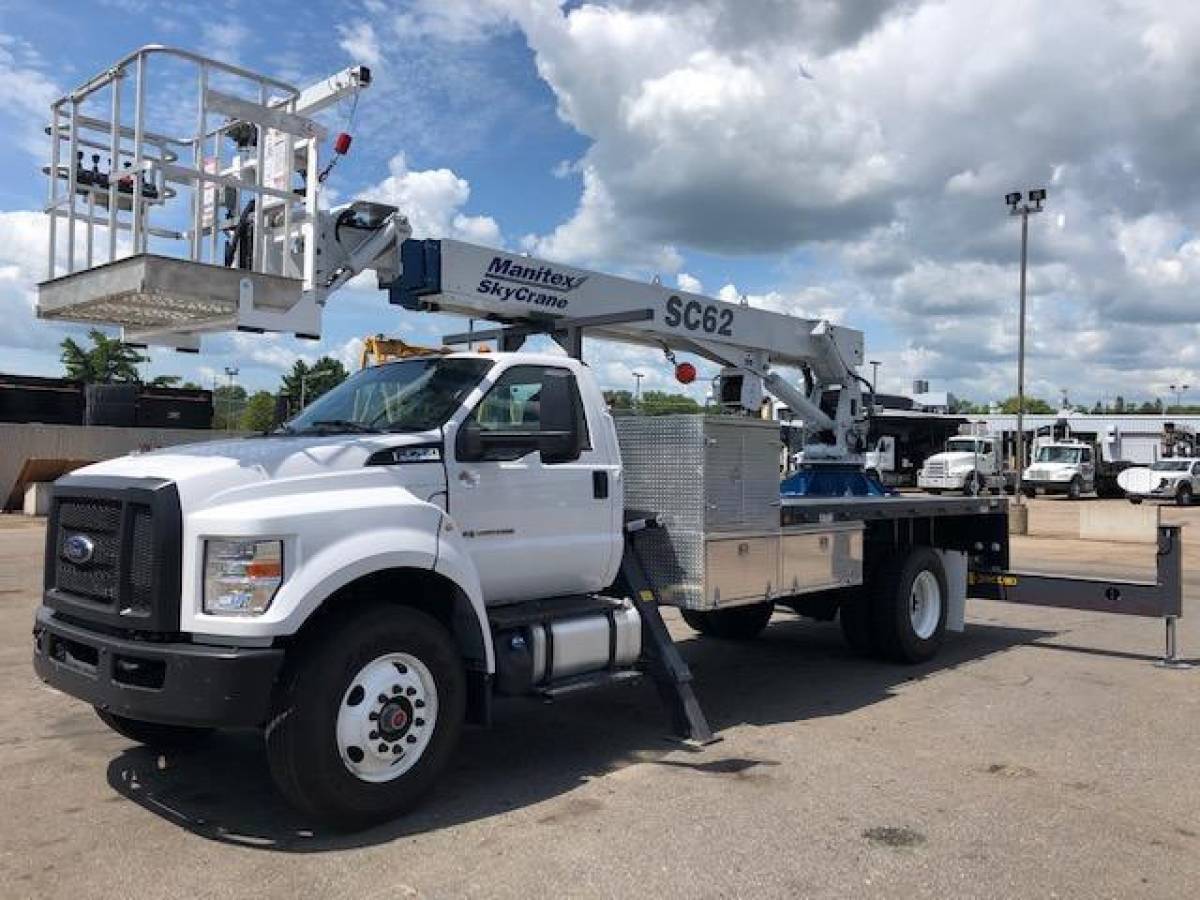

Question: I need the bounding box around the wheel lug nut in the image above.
[378,743,388,753]
[369,730,378,740]
[406,687,416,696]
[368,712,379,721]
[396,664,408,674]
[415,718,425,727]
[415,700,425,709]
[406,735,417,744]
[377,694,388,704]
[392,684,401,693]
[392,746,403,755]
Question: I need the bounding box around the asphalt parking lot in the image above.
[2,498,1198,899]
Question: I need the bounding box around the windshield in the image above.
[946,438,983,453]
[284,357,493,434]
[1151,460,1190,472]
[1035,446,1082,463]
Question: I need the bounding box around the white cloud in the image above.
[362,152,502,244]
[337,21,383,67]
[0,34,59,158]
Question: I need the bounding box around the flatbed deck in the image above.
[781,493,1007,526]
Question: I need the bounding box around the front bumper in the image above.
[918,475,965,490]
[1022,479,1075,495]
[32,606,284,728]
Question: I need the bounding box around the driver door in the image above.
[444,364,619,605]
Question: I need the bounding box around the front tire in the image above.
[94,708,213,749]
[1067,477,1083,500]
[869,548,948,664]
[681,602,774,640]
[963,472,981,496]
[1178,484,1193,507]
[265,605,466,830]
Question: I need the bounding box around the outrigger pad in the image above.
[37,253,301,333]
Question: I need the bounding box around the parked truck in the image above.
[32,47,1173,831]
[1021,438,1131,499]
[917,429,1014,496]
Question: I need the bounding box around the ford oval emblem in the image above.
[63,534,96,565]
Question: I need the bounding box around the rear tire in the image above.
[265,605,466,830]
[94,708,213,750]
[681,602,774,640]
[1021,487,1036,499]
[1129,497,1143,505]
[869,548,948,664]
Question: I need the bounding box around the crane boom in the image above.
[391,238,868,458]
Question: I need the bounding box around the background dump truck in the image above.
[28,47,1188,830]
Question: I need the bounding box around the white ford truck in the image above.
[33,348,1015,828]
[32,48,1019,830]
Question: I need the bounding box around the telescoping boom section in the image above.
[394,238,868,457]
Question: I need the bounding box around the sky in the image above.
[2,0,1200,407]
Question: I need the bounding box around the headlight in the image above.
[203,539,283,615]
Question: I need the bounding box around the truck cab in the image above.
[34,352,630,826]
[917,435,1000,495]
[1022,440,1095,499]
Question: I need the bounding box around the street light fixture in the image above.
[1170,383,1189,412]
[1006,188,1046,505]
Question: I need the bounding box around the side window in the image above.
[473,368,547,431]
[981,442,992,455]
[1082,448,1092,463]
[461,365,591,461]
[1191,462,1200,476]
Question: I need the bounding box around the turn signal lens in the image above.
[203,539,283,616]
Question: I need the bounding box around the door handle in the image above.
[593,470,609,499]
[458,470,480,488]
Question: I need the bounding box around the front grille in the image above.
[45,478,182,632]
[925,461,947,477]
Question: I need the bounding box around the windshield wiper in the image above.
[299,419,383,434]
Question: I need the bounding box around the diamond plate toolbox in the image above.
[616,415,781,610]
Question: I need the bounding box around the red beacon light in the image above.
[675,362,697,384]
[333,132,353,155]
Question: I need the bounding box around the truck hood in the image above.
[58,431,447,511]
[925,452,980,469]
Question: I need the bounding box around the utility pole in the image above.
[632,372,644,412]
[1005,188,1046,505]
[224,366,239,432]
[869,360,881,398]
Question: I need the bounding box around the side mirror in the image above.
[538,370,581,464]
[458,420,484,461]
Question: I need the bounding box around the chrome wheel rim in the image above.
[909,570,942,640]
[336,652,438,783]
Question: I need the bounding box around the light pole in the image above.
[224,366,239,432]
[632,372,644,412]
[1006,188,1046,504]
[869,360,881,401]
[1169,383,1189,412]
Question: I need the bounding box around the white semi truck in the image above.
[29,48,1181,830]
[917,430,1014,496]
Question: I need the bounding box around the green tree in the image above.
[639,391,703,415]
[280,356,348,408]
[603,389,633,410]
[148,374,181,387]
[60,329,147,383]
[998,395,1054,414]
[241,391,277,432]
[212,384,247,430]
